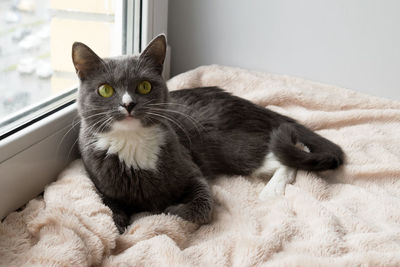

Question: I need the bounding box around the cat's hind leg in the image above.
[256,143,310,200]
[258,166,296,200]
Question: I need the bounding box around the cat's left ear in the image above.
[139,34,167,74]
[72,42,104,80]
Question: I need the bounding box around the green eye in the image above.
[137,81,152,95]
[98,84,114,98]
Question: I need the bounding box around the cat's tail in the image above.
[269,123,344,171]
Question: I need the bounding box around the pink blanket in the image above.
[1,65,400,266]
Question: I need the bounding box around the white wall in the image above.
[168,0,400,100]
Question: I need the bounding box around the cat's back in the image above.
[169,86,291,131]
[168,87,293,177]
[170,86,229,104]
[169,86,233,122]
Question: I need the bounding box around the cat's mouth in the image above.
[112,116,142,131]
[117,116,139,126]
[123,115,135,120]
[116,112,136,121]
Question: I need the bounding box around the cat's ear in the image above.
[72,42,103,80]
[139,34,167,74]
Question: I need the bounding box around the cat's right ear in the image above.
[138,34,167,74]
[72,42,103,80]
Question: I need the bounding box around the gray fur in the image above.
[72,35,344,233]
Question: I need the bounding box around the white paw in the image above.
[258,180,286,200]
[258,166,296,201]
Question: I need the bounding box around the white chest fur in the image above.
[94,119,166,170]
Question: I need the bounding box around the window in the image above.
[0,0,128,137]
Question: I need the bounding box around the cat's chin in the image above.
[112,117,142,131]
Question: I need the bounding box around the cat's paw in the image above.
[259,166,296,201]
[165,203,212,225]
[113,212,129,234]
[165,203,192,222]
[258,180,286,200]
[115,223,126,234]
[165,203,186,217]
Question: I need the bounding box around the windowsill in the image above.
[0,102,79,219]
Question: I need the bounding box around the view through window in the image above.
[0,0,124,136]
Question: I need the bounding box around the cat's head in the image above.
[72,34,168,133]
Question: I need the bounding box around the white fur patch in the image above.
[95,119,166,170]
[253,152,282,177]
[122,93,133,105]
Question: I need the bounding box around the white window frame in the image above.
[0,0,169,220]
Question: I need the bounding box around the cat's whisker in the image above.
[80,106,104,111]
[57,108,115,159]
[147,112,193,148]
[80,109,121,122]
[80,112,117,121]
[56,109,110,157]
[80,114,116,134]
[146,116,158,126]
[66,136,79,161]
[146,103,204,124]
[55,116,82,157]
[145,111,193,147]
[147,102,192,108]
[100,118,115,133]
[80,110,107,116]
[95,116,116,134]
[142,99,157,106]
[145,110,185,130]
[146,104,206,133]
[85,116,112,134]
[79,102,104,107]
[83,120,110,145]
[79,104,115,111]
[80,111,110,118]
[147,107,205,135]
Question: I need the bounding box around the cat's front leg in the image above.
[165,177,213,225]
[103,197,130,234]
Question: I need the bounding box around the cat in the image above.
[72,34,344,233]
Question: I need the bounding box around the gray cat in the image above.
[72,35,343,233]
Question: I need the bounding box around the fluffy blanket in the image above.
[1,65,400,266]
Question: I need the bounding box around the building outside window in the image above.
[0,0,124,136]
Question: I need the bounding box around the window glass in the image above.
[0,0,124,136]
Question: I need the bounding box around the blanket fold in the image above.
[1,65,400,266]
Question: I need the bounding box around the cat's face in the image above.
[72,35,168,133]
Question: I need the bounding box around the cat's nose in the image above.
[121,102,136,113]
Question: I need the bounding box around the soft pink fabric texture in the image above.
[1,65,400,266]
